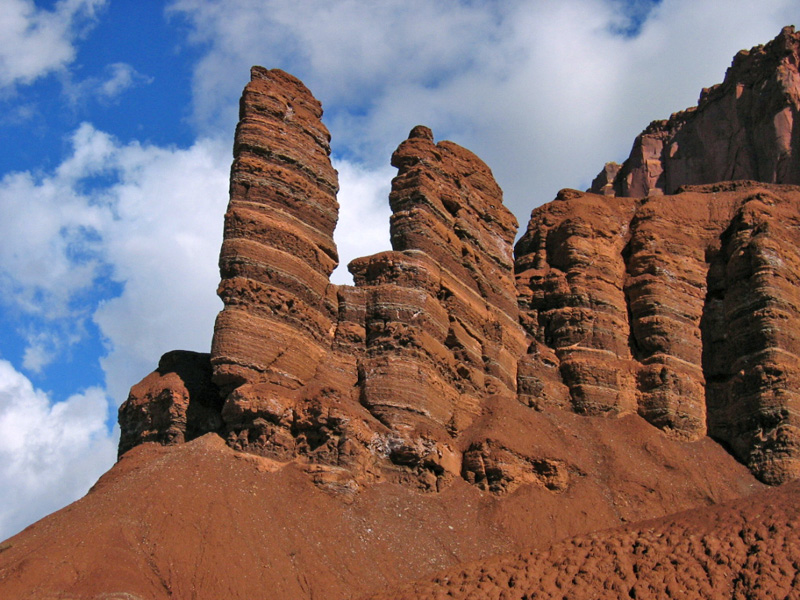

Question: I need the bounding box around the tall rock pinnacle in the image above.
[119,27,800,490]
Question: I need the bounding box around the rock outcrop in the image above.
[8,24,800,600]
[117,350,222,457]
[515,181,800,484]
[591,25,800,197]
[119,29,800,492]
[121,68,530,492]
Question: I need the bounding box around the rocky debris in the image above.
[591,26,800,197]
[368,481,800,600]
[117,350,222,456]
[461,440,570,494]
[515,181,800,481]
[0,408,764,600]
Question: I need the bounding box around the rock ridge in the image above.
[591,25,800,197]
[119,27,800,489]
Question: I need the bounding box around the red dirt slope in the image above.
[369,481,800,600]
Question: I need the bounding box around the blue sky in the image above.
[0,0,797,541]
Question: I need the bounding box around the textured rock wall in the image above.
[349,125,526,486]
[117,351,222,457]
[210,67,340,393]
[591,26,800,197]
[126,68,529,491]
[120,33,800,487]
[515,181,800,480]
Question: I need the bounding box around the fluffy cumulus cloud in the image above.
[92,133,229,404]
[0,123,229,394]
[0,359,116,540]
[0,0,106,90]
[170,0,800,220]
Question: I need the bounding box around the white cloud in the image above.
[0,135,109,319]
[330,160,393,284]
[0,359,116,540]
[98,62,150,99]
[170,0,800,224]
[63,61,153,106]
[0,0,106,90]
[93,135,229,404]
[0,124,228,401]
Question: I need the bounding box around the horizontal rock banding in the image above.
[122,30,800,489]
[515,182,800,480]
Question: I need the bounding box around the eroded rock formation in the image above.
[9,25,800,600]
[515,182,800,483]
[591,25,800,197]
[119,30,800,491]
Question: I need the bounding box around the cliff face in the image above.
[5,26,800,600]
[118,28,800,490]
[591,25,800,197]
[155,67,530,491]
[515,182,800,485]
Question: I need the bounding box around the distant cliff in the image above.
[591,25,800,197]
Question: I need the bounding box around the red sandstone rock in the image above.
[591,26,800,197]
[117,350,222,456]
[515,181,800,481]
[10,25,800,600]
[0,409,764,600]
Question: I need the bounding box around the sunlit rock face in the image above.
[121,26,800,488]
[591,26,800,198]
[515,181,800,484]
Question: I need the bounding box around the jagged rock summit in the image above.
[3,26,800,600]
[591,25,800,197]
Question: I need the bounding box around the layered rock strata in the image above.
[591,26,800,197]
[515,181,800,482]
[123,68,531,491]
[120,31,800,488]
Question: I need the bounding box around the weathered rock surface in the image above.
[150,67,533,492]
[9,25,800,600]
[120,36,800,493]
[515,182,800,482]
[117,350,222,457]
[591,26,800,197]
[0,408,764,600]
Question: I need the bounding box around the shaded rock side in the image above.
[515,181,800,482]
[117,350,223,457]
[591,26,800,197]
